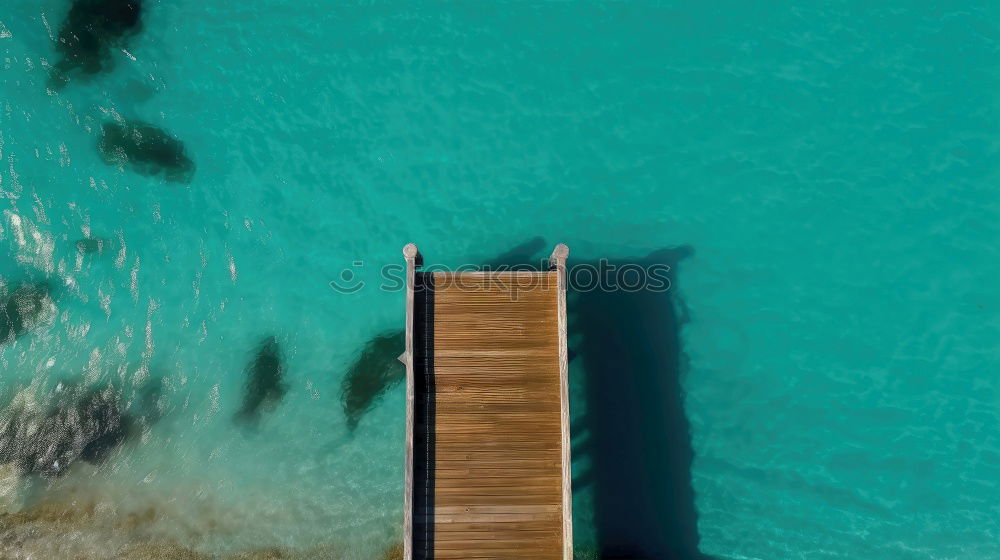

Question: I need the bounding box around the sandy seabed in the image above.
[0,491,403,560]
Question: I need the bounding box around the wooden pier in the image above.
[400,243,572,560]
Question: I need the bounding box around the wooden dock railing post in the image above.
[402,243,420,560]
[549,243,573,560]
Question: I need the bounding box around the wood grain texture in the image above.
[410,266,570,560]
[551,244,574,560]
[403,244,419,560]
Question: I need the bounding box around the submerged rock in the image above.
[341,330,405,431]
[98,120,195,183]
[0,281,54,345]
[76,237,114,255]
[51,0,143,87]
[234,337,288,425]
[0,385,132,478]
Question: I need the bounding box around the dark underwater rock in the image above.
[341,330,405,431]
[98,120,195,183]
[0,385,131,478]
[51,0,143,87]
[0,282,53,345]
[234,337,288,425]
[75,237,113,254]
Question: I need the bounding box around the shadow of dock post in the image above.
[569,247,710,560]
[412,271,436,560]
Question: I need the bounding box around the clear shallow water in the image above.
[0,1,998,559]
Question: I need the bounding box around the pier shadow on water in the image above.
[569,247,710,560]
[411,270,436,560]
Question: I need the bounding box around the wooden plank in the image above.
[426,419,563,430]
[430,451,562,463]
[432,492,561,503]
[432,317,554,328]
[431,438,561,449]
[430,307,555,319]
[425,424,562,435]
[431,348,554,359]
[419,529,562,540]
[415,540,561,552]
[417,431,563,443]
[418,464,562,477]
[419,542,562,553]
[413,355,553,367]
[430,376,558,387]
[428,494,562,507]
[418,505,560,515]
[416,473,561,486]
[429,389,558,402]
[416,538,562,551]
[422,517,560,525]
[433,401,561,413]
[433,287,556,300]
[431,374,558,382]
[431,291,557,301]
[428,522,562,533]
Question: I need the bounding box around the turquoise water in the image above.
[1,1,999,558]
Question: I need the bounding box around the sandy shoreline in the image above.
[0,495,402,560]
